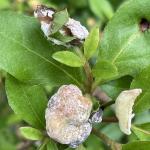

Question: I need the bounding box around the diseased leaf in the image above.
[19,127,43,140]
[88,0,114,20]
[131,66,150,113]
[0,11,82,88]
[99,0,150,79]
[52,51,85,67]
[132,125,150,140]
[92,60,118,83]
[6,75,47,129]
[51,9,69,34]
[122,141,150,150]
[84,26,99,59]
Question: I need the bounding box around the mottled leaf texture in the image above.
[20,127,43,140]
[131,66,150,113]
[6,75,47,129]
[84,26,99,59]
[0,11,82,88]
[132,125,150,140]
[52,51,85,67]
[122,141,150,150]
[98,0,150,79]
[88,0,114,20]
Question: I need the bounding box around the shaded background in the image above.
[0,0,150,150]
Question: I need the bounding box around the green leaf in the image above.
[38,138,58,150]
[99,0,150,79]
[101,76,133,99]
[84,134,105,150]
[92,60,118,83]
[88,0,114,20]
[0,0,10,9]
[0,130,16,150]
[131,66,150,113]
[136,123,150,131]
[47,139,58,150]
[84,26,99,59]
[52,32,75,43]
[0,11,82,88]
[122,141,150,150]
[51,9,69,34]
[52,51,85,67]
[19,127,43,140]
[5,75,47,129]
[132,125,150,141]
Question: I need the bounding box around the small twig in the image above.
[102,117,118,123]
[83,61,93,92]
[100,100,115,110]
[74,47,93,93]
[92,87,111,103]
[92,128,122,150]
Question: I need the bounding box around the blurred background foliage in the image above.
[0,0,150,150]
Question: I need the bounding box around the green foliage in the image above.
[101,76,132,99]
[92,60,118,83]
[131,67,150,113]
[51,9,69,34]
[39,139,58,150]
[0,0,10,9]
[20,127,44,140]
[52,51,85,67]
[132,125,150,141]
[122,141,150,150]
[98,0,150,79]
[88,0,114,20]
[6,75,47,129]
[0,11,82,88]
[0,0,150,149]
[84,26,99,59]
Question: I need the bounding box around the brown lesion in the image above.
[35,5,56,24]
[140,18,150,32]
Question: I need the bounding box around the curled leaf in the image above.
[34,5,89,46]
[115,89,142,135]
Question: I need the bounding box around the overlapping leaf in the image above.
[131,66,150,113]
[0,11,82,88]
[6,75,47,129]
[96,0,150,81]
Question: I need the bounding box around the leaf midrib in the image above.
[0,31,81,87]
[19,84,45,128]
[112,32,141,64]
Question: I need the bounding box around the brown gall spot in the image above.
[140,18,150,32]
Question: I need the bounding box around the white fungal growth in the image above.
[34,5,55,37]
[34,5,89,44]
[41,22,52,37]
[115,89,142,135]
[66,18,89,40]
[45,85,92,147]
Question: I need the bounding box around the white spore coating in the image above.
[45,85,92,147]
[115,89,142,135]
